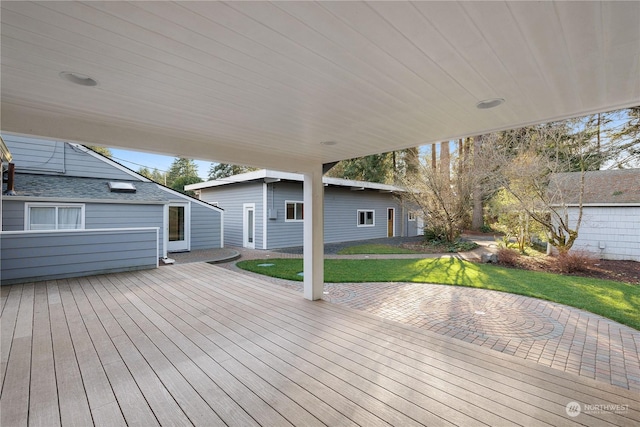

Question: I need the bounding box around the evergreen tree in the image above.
[171,175,202,196]
[86,145,112,158]
[166,158,199,187]
[208,163,258,180]
[138,167,166,185]
[166,158,201,194]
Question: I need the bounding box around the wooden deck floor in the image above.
[1,263,638,426]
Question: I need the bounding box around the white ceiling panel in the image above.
[2,1,639,172]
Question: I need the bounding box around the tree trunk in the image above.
[431,144,437,170]
[440,141,450,183]
[471,135,484,230]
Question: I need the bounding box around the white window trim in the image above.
[285,200,304,222]
[357,209,375,227]
[24,202,86,230]
[408,211,417,221]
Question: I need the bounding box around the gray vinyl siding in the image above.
[1,200,24,231]
[266,182,304,249]
[85,203,166,256]
[1,201,167,256]
[2,135,136,180]
[198,183,263,248]
[190,202,223,249]
[1,228,158,285]
[407,216,419,237]
[266,183,405,249]
[324,186,402,244]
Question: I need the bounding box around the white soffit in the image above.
[1,1,639,171]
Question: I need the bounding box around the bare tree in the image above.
[479,122,587,254]
[401,142,472,242]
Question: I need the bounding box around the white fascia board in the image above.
[551,203,640,208]
[186,169,269,190]
[322,176,404,192]
[187,169,405,193]
[186,169,307,190]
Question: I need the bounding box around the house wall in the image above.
[2,199,167,257]
[268,182,405,248]
[198,180,418,250]
[324,185,405,244]
[1,228,159,285]
[3,134,136,180]
[567,206,640,261]
[199,183,263,248]
[190,202,223,250]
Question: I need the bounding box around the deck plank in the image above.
[127,271,366,427]
[107,273,266,427]
[121,271,387,427]
[199,278,548,426]
[29,283,60,427]
[180,264,640,426]
[47,280,94,427]
[58,279,126,426]
[0,283,34,427]
[71,278,161,427]
[0,283,23,393]
[115,271,324,427]
[89,275,201,426]
[166,265,550,426]
[156,268,466,426]
[2,263,638,426]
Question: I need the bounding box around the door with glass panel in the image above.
[243,203,255,249]
[167,204,189,252]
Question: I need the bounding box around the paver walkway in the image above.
[170,245,640,393]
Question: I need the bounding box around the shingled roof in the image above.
[550,169,640,205]
[5,173,177,202]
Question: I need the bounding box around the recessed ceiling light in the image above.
[476,98,505,109]
[59,71,98,87]
[320,141,338,146]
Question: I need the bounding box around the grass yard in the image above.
[337,244,419,255]
[237,257,640,330]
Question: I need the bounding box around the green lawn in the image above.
[237,257,640,330]
[337,244,419,255]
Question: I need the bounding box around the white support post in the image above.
[303,166,324,300]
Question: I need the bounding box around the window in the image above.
[26,203,85,230]
[408,211,417,221]
[357,209,375,227]
[285,201,304,221]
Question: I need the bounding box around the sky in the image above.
[110,148,213,180]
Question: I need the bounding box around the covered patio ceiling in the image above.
[2,1,639,172]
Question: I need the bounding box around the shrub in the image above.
[480,224,494,233]
[450,240,479,252]
[555,250,596,273]
[497,247,520,266]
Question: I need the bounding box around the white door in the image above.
[167,204,189,252]
[417,216,425,236]
[243,203,256,249]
